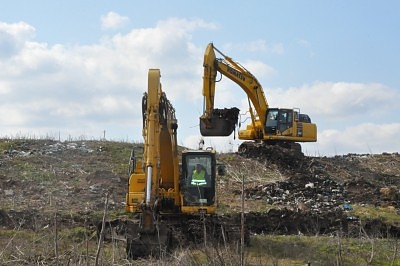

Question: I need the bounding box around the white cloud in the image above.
[0,18,398,156]
[304,122,400,156]
[0,80,11,94]
[0,106,29,125]
[101,12,129,30]
[269,82,398,121]
[0,18,214,142]
[0,21,35,58]
[0,21,35,43]
[243,60,277,79]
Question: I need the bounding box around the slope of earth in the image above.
[1,139,399,238]
[0,139,137,231]
[218,145,400,237]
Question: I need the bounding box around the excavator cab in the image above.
[180,149,217,214]
[262,108,317,145]
[265,108,295,135]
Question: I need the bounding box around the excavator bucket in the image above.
[125,217,172,260]
[200,108,240,137]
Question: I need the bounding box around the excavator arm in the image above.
[124,69,181,259]
[126,69,180,232]
[125,69,221,259]
[200,43,268,138]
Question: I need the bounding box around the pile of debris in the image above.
[244,174,346,214]
[3,141,94,157]
[235,146,400,237]
[239,145,347,213]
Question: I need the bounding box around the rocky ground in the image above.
[0,139,399,238]
[220,145,400,237]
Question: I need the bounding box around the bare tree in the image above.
[95,193,109,265]
[54,209,59,266]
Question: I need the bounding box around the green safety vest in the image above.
[191,170,206,186]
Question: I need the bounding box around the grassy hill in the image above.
[0,138,399,265]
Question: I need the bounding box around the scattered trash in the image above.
[343,203,353,210]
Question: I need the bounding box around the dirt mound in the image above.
[239,143,306,171]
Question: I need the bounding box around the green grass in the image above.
[248,234,400,265]
[86,140,139,177]
[349,204,400,225]
[1,226,400,265]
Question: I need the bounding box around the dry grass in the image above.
[2,139,400,265]
[2,228,400,265]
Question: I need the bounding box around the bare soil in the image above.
[1,139,399,240]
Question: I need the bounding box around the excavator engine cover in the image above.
[200,107,240,136]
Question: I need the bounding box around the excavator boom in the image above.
[200,43,317,151]
[201,43,268,137]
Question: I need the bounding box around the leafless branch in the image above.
[95,192,109,265]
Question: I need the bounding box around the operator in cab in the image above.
[191,164,207,186]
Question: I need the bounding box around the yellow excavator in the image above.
[124,69,242,259]
[200,43,317,153]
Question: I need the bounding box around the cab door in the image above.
[180,151,216,211]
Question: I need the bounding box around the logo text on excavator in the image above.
[227,66,245,81]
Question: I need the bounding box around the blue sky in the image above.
[1,1,399,155]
